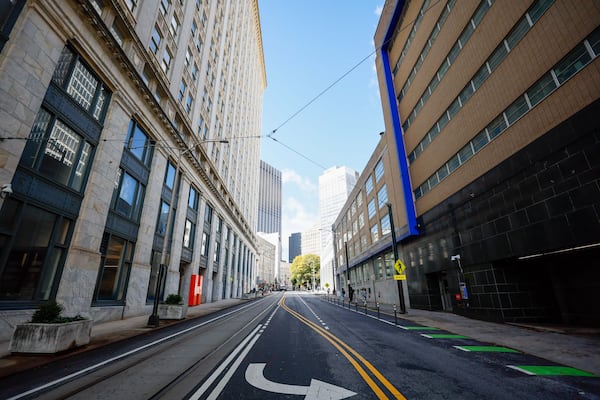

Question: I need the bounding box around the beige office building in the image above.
[0,0,265,339]
[335,0,600,325]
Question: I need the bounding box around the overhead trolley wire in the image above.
[265,0,443,166]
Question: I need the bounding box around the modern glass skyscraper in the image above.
[319,166,359,249]
[318,166,358,290]
[301,223,322,257]
[288,232,302,262]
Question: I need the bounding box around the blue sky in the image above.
[258,1,385,257]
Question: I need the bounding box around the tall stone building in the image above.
[256,160,282,281]
[257,160,282,235]
[0,0,266,339]
[255,234,275,289]
[335,0,600,325]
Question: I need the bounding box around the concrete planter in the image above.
[158,304,186,320]
[9,319,93,354]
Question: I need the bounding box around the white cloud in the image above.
[282,169,317,193]
[281,196,318,260]
[283,197,318,236]
[279,170,318,260]
[375,5,383,16]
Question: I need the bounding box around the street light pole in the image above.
[331,228,338,295]
[311,260,315,292]
[148,139,228,327]
[387,203,406,314]
[344,240,350,299]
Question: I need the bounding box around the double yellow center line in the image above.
[280,296,407,400]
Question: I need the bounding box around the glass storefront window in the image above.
[371,224,379,243]
[377,185,388,209]
[111,169,145,222]
[184,219,195,248]
[374,159,384,182]
[201,232,210,256]
[67,61,99,111]
[157,201,169,236]
[125,121,154,166]
[164,161,176,190]
[52,47,111,122]
[380,214,391,236]
[0,202,71,301]
[22,109,94,193]
[375,256,384,279]
[189,185,199,210]
[526,73,556,107]
[368,198,376,219]
[96,233,133,301]
[385,252,395,278]
[553,43,591,84]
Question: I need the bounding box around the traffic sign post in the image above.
[387,204,406,313]
[393,259,407,280]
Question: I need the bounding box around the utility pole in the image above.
[387,203,406,313]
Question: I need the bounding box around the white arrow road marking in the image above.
[245,363,357,399]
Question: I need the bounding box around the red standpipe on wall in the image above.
[189,274,203,306]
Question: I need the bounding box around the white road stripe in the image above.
[454,346,471,352]
[207,334,261,399]
[6,302,262,400]
[190,302,280,399]
[507,365,537,375]
[188,325,262,400]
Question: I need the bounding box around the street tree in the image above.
[290,254,320,290]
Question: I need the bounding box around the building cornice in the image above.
[252,0,267,89]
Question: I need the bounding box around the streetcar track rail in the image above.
[185,308,279,400]
[6,295,281,400]
[155,298,279,400]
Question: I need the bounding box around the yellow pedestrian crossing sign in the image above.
[394,259,406,274]
[394,259,407,280]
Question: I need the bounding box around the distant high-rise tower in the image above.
[301,224,321,257]
[257,160,282,234]
[257,160,282,282]
[318,166,358,291]
[319,166,359,248]
[288,232,302,262]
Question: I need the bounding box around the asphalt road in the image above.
[1,291,599,399]
[217,293,600,399]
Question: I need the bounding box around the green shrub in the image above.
[30,301,86,323]
[164,294,183,305]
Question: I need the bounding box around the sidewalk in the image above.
[330,297,600,376]
[1,294,599,380]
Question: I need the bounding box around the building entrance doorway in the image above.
[437,271,453,311]
[425,270,453,311]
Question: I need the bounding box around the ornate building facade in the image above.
[0,0,266,339]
